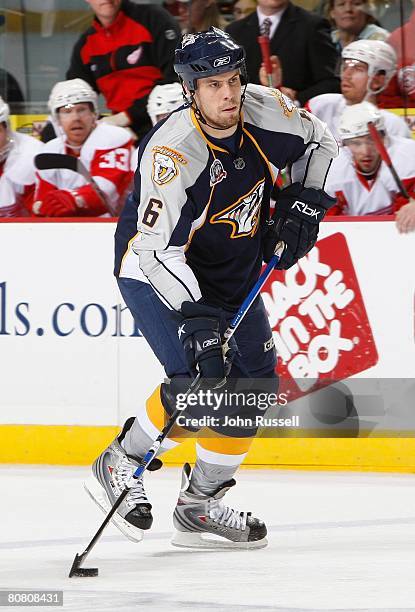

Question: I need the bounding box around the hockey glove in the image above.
[34,190,77,217]
[263,182,336,270]
[179,301,234,389]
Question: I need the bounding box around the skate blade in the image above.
[83,478,143,543]
[171,530,268,550]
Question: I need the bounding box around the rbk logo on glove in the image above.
[291,200,322,220]
[202,337,219,349]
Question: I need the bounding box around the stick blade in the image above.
[69,553,98,578]
[35,153,78,172]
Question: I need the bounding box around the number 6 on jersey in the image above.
[142,198,163,228]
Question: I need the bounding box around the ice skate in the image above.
[84,417,162,543]
[171,463,268,550]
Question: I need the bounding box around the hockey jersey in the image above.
[34,123,133,216]
[306,93,411,143]
[115,84,338,311]
[325,135,415,216]
[0,131,43,217]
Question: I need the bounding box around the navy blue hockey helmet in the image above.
[174,27,247,92]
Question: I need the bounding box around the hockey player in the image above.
[130,83,184,172]
[86,28,338,549]
[0,96,43,217]
[306,40,411,143]
[325,101,415,233]
[147,82,184,126]
[33,79,134,217]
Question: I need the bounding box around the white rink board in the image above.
[0,219,414,426]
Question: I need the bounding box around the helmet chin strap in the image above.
[182,82,247,132]
[365,73,387,98]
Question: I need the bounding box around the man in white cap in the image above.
[0,96,43,217]
[306,40,411,143]
[325,101,415,233]
[33,78,134,217]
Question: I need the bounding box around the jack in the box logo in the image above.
[261,233,378,398]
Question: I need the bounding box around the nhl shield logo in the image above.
[210,159,227,187]
[210,179,265,238]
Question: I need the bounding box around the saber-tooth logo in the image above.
[292,200,321,219]
[210,179,264,238]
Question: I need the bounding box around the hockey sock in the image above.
[190,436,254,496]
[122,385,194,458]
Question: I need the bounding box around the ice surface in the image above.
[1,466,415,611]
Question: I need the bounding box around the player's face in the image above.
[340,59,368,103]
[58,103,96,146]
[86,0,121,23]
[345,134,381,174]
[330,0,367,34]
[195,70,242,132]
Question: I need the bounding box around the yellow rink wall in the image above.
[1,425,414,473]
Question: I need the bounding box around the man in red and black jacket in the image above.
[66,0,181,142]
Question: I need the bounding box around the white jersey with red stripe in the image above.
[0,131,43,217]
[34,123,133,215]
[306,94,411,143]
[325,135,415,215]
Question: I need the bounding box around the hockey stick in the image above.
[69,242,285,578]
[258,35,274,88]
[34,152,117,216]
[367,122,410,199]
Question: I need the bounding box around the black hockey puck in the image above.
[70,567,99,578]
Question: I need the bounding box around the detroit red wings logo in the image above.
[210,179,264,238]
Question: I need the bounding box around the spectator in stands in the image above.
[233,0,257,21]
[379,0,415,108]
[306,40,411,143]
[177,0,225,33]
[33,79,133,218]
[0,96,43,217]
[66,0,180,142]
[226,0,340,106]
[328,0,389,52]
[325,101,415,233]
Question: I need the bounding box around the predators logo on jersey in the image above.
[210,179,264,238]
[270,88,295,118]
[151,145,187,186]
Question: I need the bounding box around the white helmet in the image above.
[0,96,10,124]
[147,83,183,126]
[48,78,98,120]
[0,96,12,163]
[342,40,397,92]
[339,101,385,141]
